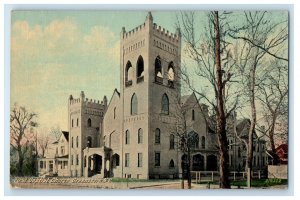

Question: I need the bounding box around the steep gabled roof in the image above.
[181,94,191,105]
[106,88,120,110]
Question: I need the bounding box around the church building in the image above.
[37,12,267,179]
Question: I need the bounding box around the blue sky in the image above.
[11,11,183,132]
[10,10,288,133]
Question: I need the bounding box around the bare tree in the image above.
[37,132,51,158]
[257,59,288,164]
[177,11,240,188]
[10,103,38,176]
[49,126,62,141]
[229,11,288,187]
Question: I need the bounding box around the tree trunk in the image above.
[17,147,24,176]
[214,11,230,189]
[187,147,192,189]
[269,114,280,165]
[247,66,257,188]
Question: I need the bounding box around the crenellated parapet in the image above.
[68,91,107,111]
[152,23,181,45]
[121,23,147,40]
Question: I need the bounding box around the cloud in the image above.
[11,18,120,130]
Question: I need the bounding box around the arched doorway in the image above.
[192,154,204,171]
[88,154,103,177]
[207,154,218,171]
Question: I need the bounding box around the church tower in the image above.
[120,12,182,179]
[68,91,106,177]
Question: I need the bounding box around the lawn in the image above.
[230,178,288,187]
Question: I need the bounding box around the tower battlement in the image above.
[121,23,147,40]
[69,91,107,109]
[152,23,181,45]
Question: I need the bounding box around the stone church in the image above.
[37,12,268,179]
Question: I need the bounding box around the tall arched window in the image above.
[188,131,199,149]
[168,62,175,81]
[76,136,79,148]
[131,93,138,115]
[155,128,160,144]
[170,134,175,149]
[192,109,195,121]
[87,136,92,148]
[87,118,92,127]
[72,119,74,127]
[138,128,143,144]
[114,107,116,119]
[71,137,74,148]
[136,56,144,77]
[125,61,132,82]
[201,136,205,149]
[162,93,169,114]
[155,56,163,83]
[76,118,79,127]
[238,147,241,158]
[169,159,175,168]
[125,130,130,144]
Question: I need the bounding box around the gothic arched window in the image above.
[131,93,138,115]
[155,56,163,83]
[87,118,92,127]
[168,62,174,81]
[188,131,199,149]
[125,61,132,82]
[162,93,169,114]
[138,128,143,144]
[137,56,144,78]
[169,159,175,168]
[125,130,130,144]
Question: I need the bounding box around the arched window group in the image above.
[161,93,169,114]
[154,56,175,86]
[131,93,138,115]
[125,56,144,86]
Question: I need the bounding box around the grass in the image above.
[230,178,288,187]
[111,178,179,183]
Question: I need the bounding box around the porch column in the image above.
[100,156,105,178]
[84,155,88,178]
[204,154,207,171]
